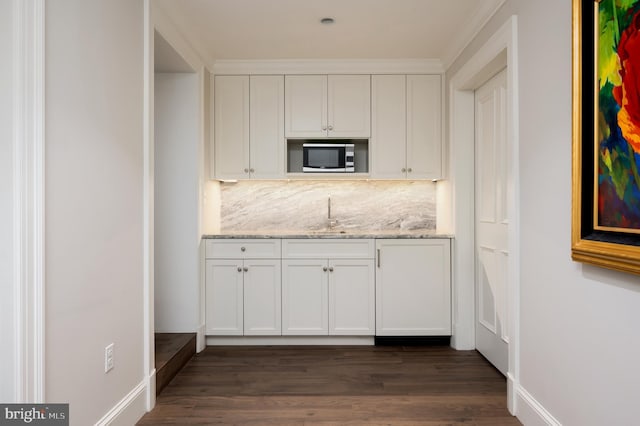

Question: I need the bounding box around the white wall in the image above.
[0,0,15,403]
[154,72,200,332]
[448,1,640,424]
[45,1,146,424]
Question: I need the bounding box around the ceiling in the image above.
[154,0,506,68]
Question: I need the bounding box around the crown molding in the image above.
[212,59,444,75]
[152,2,207,72]
[442,0,507,70]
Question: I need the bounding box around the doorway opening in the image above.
[448,16,519,413]
[152,29,200,396]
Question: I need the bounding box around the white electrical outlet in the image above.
[105,343,114,373]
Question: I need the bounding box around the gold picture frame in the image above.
[572,0,640,275]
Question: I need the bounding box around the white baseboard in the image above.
[94,380,147,426]
[207,336,375,346]
[516,385,562,426]
[507,374,515,415]
[196,324,206,353]
[146,369,156,412]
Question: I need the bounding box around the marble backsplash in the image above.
[220,180,436,232]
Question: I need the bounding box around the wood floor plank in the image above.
[155,333,197,396]
[138,345,521,425]
[155,333,197,370]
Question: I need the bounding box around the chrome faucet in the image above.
[327,196,337,229]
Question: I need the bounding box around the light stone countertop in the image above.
[202,230,453,239]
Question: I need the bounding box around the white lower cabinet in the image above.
[281,259,328,335]
[243,259,282,335]
[205,258,281,335]
[205,259,244,335]
[205,237,451,340]
[205,240,282,336]
[281,239,375,336]
[328,259,375,335]
[375,239,451,336]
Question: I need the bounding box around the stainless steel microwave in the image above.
[302,143,355,173]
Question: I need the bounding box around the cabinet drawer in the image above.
[282,239,374,259]
[205,239,281,259]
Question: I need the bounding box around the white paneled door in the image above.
[475,69,509,375]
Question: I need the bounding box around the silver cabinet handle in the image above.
[322,125,327,131]
[244,168,249,173]
[323,266,328,272]
[237,267,242,272]
[328,125,333,131]
[241,247,246,252]
[408,168,413,173]
[250,168,255,173]
[401,168,406,173]
[328,267,334,272]
[243,267,248,272]
[377,249,381,268]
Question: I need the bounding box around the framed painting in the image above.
[572,0,640,274]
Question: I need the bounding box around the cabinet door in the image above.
[243,259,282,335]
[371,75,407,179]
[282,259,328,335]
[250,76,285,179]
[285,75,327,138]
[214,75,249,179]
[375,239,451,336]
[205,259,243,335]
[327,75,371,138]
[328,259,375,335]
[407,75,442,179]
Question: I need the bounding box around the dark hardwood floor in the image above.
[138,345,521,425]
[155,333,196,396]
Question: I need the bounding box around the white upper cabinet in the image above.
[250,75,285,179]
[407,75,442,179]
[327,75,371,138]
[213,70,441,180]
[371,75,407,179]
[371,74,442,179]
[285,75,371,138]
[214,75,249,180]
[284,75,327,138]
[214,75,285,180]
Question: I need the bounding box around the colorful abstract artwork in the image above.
[597,0,640,233]
[572,0,640,275]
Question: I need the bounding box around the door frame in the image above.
[448,16,519,413]
[143,1,210,410]
[12,0,46,403]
